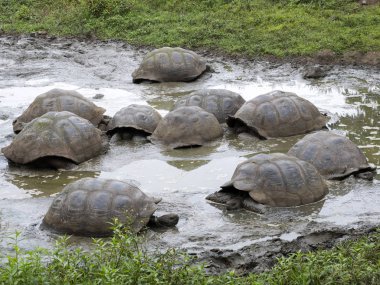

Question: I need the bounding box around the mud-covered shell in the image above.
[227,90,328,138]
[132,47,207,83]
[172,89,245,123]
[106,104,162,135]
[43,178,158,236]
[222,153,328,207]
[2,111,107,165]
[149,106,223,149]
[288,131,375,179]
[13,88,106,134]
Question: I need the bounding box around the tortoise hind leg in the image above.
[355,171,375,181]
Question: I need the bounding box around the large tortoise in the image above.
[2,111,108,169]
[106,104,162,139]
[149,106,223,149]
[172,89,245,123]
[13,88,107,134]
[206,153,328,213]
[42,178,179,236]
[132,47,207,83]
[288,131,376,180]
[227,90,328,139]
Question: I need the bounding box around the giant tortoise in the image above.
[227,90,328,139]
[13,88,107,134]
[42,177,179,236]
[172,89,245,123]
[106,104,162,139]
[132,47,207,83]
[2,111,108,169]
[288,131,376,180]
[149,106,223,149]
[206,153,328,213]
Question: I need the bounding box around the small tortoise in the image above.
[2,111,108,169]
[13,88,107,134]
[42,178,179,236]
[106,104,162,139]
[172,89,245,123]
[132,47,207,83]
[149,106,223,149]
[288,131,376,180]
[227,90,328,139]
[206,153,328,213]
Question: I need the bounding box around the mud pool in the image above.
[0,35,379,273]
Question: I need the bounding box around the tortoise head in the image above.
[156,213,179,227]
[12,118,26,134]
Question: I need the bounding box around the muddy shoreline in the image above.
[0,34,379,275]
[197,223,379,275]
[2,31,380,68]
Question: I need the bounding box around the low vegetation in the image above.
[0,222,379,284]
[0,0,379,57]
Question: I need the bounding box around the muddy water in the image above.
[0,36,379,267]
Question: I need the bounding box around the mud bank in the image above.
[197,223,379,275]
[0,34,379,274]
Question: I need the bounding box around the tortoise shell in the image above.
[106,104,162,136]
[13,88,106,134]
[2,111,107,165]
[172,89,245,123]
[288,131,376,180]
[42,178,158,236]
[227,90,328,138]
[132,47,207,83]
[219,153,328,207]
[149,106,223,149]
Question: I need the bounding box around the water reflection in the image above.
[5,170,99,197]
[166,160,209,171]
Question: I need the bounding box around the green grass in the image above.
[1,221,379,284]
[0,0,379,57]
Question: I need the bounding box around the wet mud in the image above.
[0,35,379,274]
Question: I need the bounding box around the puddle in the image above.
[0,36,379,262]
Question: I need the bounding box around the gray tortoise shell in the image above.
[149,106,223,149]
[227,90,328,138]
[2,111,107,165]
[106,104,162,135]
[132,47,207,83]
[288,131,374,179]
[13,88,105,133]
[222,153,328,207]
[43,178,157,236]
[172,89,245,123]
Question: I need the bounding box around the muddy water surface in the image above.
[0,36,379,270]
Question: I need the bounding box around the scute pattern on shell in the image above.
[106,104,162,135]
[43,178,158,236]
[288,131,375,179]
[2,111,106,165]
[222,153,328,207]
[13,88,105,133]
[132,47,207,83]
[149,106,223,149]
[172,89,245,123]
[227,90,328,138]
